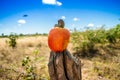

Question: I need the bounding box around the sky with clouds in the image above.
[0,0,120,34]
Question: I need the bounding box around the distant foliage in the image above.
[0,33,8,38]
[71,24,120,56]
[87,27,106,44]
[71,30,83,52]
[106,24,120,43]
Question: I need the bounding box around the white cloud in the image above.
[42,0,56,4]
[56,1,62,6]
[87,23,94,27]
[73,17,79,21]
[42,0,62,6]
[17,19,26,26]
[61,16,66,19]
[17,19,26,24]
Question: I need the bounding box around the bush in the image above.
[21,56,36,80]
[19,49,49,80]
[106,24,120,44]
[8,34,18,48]
[71,24,120,57]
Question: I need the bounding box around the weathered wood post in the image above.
[48,19,82,80]
[48,50,82,80]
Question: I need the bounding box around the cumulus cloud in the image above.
[56,1,62,6]
[61,16,66,19]
[73,17,79,21]
[17,19,26,26]
[18,19,26,24]
[87,23,94,27]
[42,0,62,6]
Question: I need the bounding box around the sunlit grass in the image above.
[0,31,120,80]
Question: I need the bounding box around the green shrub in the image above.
[22,56,35,80]
[8,34,17,48]
[71,24,120,57]
[71,30,83,51]
[106,24,120,44]
[87,27,106,44]
[19,49,49,80]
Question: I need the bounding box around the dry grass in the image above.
[0,36,50,80]
[0,36,120,80]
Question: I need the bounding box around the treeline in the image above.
[0,32,48,38]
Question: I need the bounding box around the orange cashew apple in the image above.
[48,19,70,52]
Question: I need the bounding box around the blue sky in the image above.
[0,0,120,35]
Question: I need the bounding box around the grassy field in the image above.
[0,35,120,80]
[0,36,50,80]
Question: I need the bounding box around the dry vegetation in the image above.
[0,35,120,80]
[0,36,50,80]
